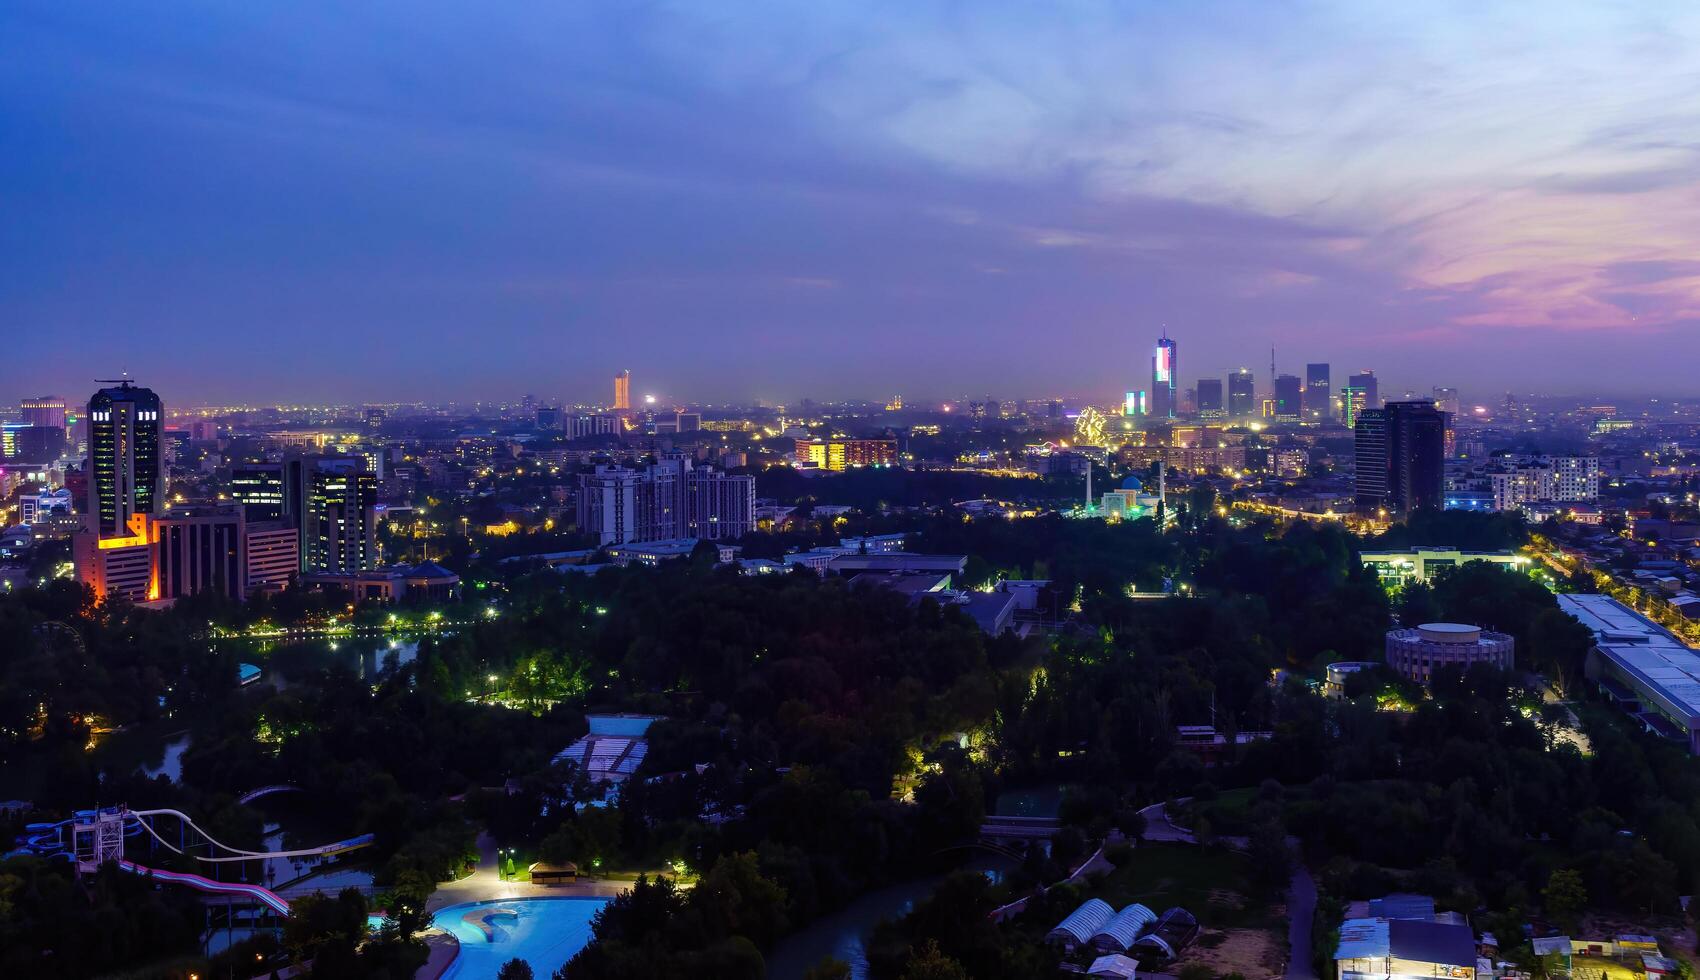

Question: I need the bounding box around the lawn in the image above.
[1095,841,1280,931]
[1176,787,1262,838]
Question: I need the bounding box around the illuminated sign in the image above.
[1154,345,1172,383]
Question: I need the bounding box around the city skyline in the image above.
[7,3,1700,403]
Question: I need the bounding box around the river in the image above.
[764,784,1068,977]
[764,852,1014,979]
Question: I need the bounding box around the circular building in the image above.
[1385,623,1514,685]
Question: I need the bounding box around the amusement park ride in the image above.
[16,802,373,916]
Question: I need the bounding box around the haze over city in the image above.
[17,7,1700,980]
[6,2,1700,403]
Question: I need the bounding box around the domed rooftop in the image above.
[1120,476,1144,490]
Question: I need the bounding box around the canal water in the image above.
[764,852,1015,979]
[766,784,1069,977]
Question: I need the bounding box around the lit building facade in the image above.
[1385,623,1514,686]
[244,521,300,593]
[74,382,165,602]
[1359,547,1526,585]
[230,463,288,522]
[153,504,245,601]
[578,456,755,545]
[1346,371,1379,411]
[303,462,378,573]
[87,381,163,538]
[1151,333,1177,420]
[793,438,898,471]
[72,534,154,603]
[21,395,66,430]
[613,370,632,411]
[1487,456,1600,512]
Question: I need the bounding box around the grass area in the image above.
[1094,842,1278,930]
[1176,788,1261,837]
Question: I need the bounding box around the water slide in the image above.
[128,808,375,863]
[117,859,292,916]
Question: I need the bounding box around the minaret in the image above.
[1085,461,1093,512]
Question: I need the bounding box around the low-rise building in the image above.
[1385,623,1514,686]
[605,538,737,566]
[1359,547,1527,586]
[299,561,461,603]
[1335,917,1477,980]
[1560,593,1700,751]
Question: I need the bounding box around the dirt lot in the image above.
[1172,924,1287,980]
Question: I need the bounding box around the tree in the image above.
[498,959,536,980]
[1248,819,1294,899]
[1542,869,1587,934]
[901,940,970,980]
[805,958,853,980]
[693,852,790,948]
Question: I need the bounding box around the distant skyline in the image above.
[5,3,1700,403]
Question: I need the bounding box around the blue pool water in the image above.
[430,897,608,979]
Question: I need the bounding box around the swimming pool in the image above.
[429,897,608,979]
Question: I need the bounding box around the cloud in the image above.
[5,0,1700,400]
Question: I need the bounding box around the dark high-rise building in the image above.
[21,395,66,430]
[1273,374,1302,421]
[230,463,288,522]
[1151,332,1177,420]
[2,424,66,462]
[1354,400,1446,514]
[87,381,163,538]
[1228,369,1255,418]
[1304,364,1330,419]
[1197,379,1225,418]
[1347,371,1379,411]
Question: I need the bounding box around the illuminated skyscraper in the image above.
[1347,371,1379,411]
[1340,386,1367,427]
[613,370,632,411]
[1227,369,1255,418]
[1150,333,1177,419]
[303,459,378,573]
[1304,364,1330,419]
[86,381,163,538]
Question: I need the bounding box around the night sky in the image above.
[5,2,1699,405]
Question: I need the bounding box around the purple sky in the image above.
[4,2,1699,407]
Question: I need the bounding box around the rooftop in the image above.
[1558,594,1700,723]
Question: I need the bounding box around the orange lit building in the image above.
[793,437,898,471]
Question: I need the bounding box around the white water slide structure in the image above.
[36,805,374,916]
